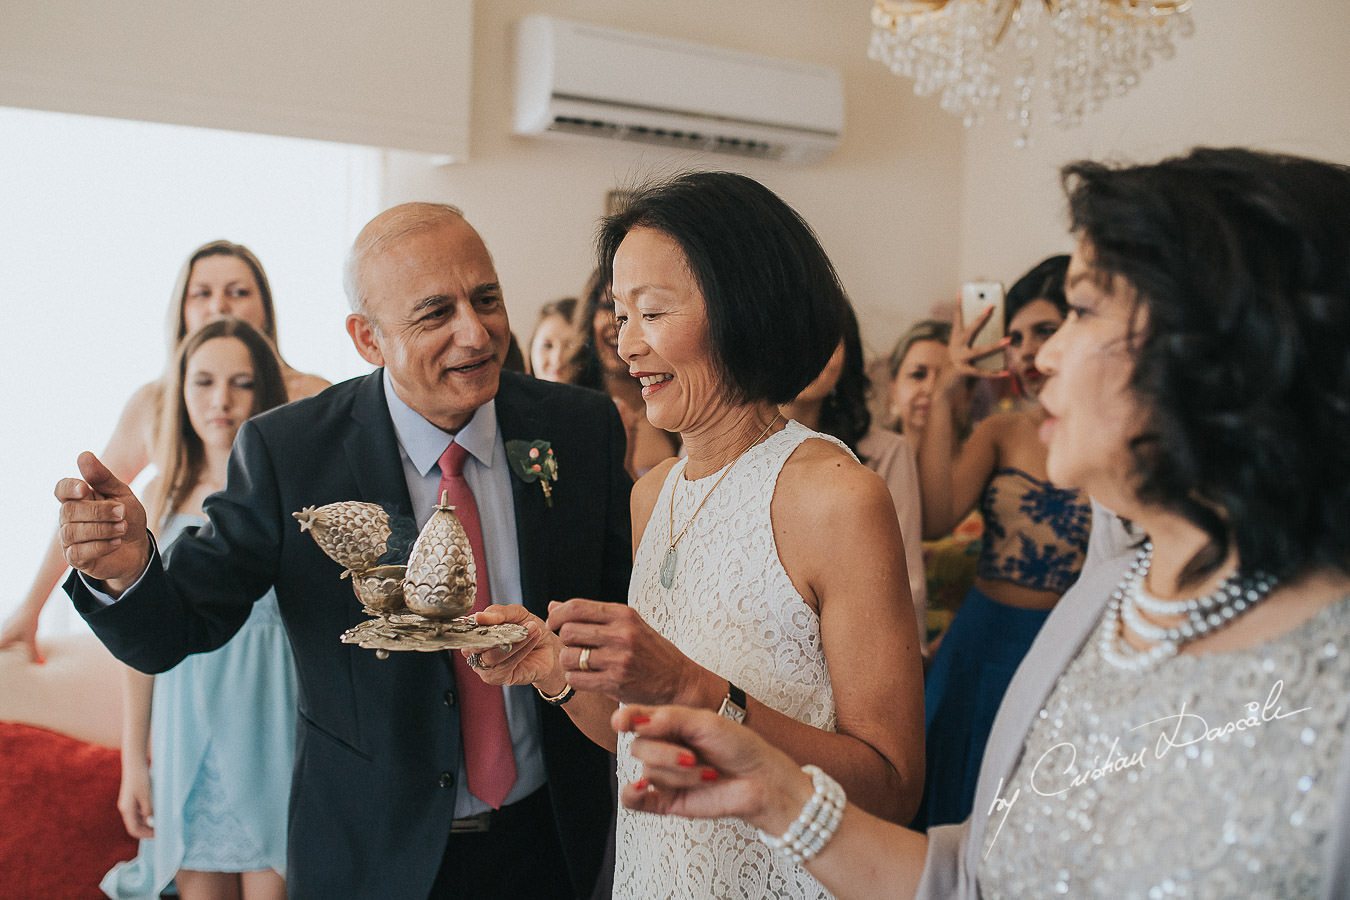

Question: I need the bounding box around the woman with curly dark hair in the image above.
[782,301,928,643]
[609,146,1350,899]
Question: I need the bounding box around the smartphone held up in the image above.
[959,280,1006,372]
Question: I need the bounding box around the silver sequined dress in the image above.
[979,595,1350,898]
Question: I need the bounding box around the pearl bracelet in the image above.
[757,764,846,866]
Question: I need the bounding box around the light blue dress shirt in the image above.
[381,374,547,816]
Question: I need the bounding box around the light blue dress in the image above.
[102,514,298,898]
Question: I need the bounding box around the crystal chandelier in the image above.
[868,0,1195,144]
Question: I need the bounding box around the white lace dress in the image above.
[614,419,839,899]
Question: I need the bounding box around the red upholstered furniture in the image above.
[0,722,138,899]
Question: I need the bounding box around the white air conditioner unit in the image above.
[513,16,844,165]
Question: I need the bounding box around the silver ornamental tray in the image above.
[340,614,528,659]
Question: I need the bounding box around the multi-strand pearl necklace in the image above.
[1098,541,1279,671]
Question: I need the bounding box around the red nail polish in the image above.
[700,768,720,782]
[632,715,651,726]
[633,778,649,791]
[677,751,696,768]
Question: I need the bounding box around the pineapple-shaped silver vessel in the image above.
[292,501,391,577]
[402,490,476,620]
[294,501,406,616]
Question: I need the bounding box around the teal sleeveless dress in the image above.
[102,514,298,897]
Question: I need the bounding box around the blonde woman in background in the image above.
[887,319,984,653]
[528,296,581,383]
[1,240,329,661]
[886,319,955,443]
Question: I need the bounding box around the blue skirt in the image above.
[918,585,1050,829]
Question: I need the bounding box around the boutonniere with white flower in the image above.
[505,439,559,507]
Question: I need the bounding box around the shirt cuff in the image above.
[79,533,157,606]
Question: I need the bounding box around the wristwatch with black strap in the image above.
[717,681,747,724]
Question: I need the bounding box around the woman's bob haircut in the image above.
[597,171,847,406]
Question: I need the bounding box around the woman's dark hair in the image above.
[596,171,846,405]
[1004,253,1070,328]
[816,302,872,455]
[566,269,609,392]
[1062,146,1350,585]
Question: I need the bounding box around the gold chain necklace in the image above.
[658,412,782,590]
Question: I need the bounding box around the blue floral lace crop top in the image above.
[976,467,1091,594]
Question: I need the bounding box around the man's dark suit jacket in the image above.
[68,369,633,899]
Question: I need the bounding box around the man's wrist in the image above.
[536,673,570,696]
[102,549,152,597]
[82,535,155,604]
[535,655,570,697]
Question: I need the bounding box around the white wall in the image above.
[956,0,1350,284]
[378,1,966,365]
[0,0,474,157]
[0,108,379,634]
[6,2,1349,356]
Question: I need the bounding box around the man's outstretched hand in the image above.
[55,451,151,596]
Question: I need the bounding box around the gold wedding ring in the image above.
[578,647,592,672]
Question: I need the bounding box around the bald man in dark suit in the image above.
[59,203,632,899]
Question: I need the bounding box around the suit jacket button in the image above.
[443,690,456,708]
[439,771,454,788]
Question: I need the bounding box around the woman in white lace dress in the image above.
[470,171,926,898]
[607,148,1350,900]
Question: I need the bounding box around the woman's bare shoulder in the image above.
[100,380,164,479]
[773,437,906,611]
[286,369,332,401]
[634,455,678,498]
[973,408,1026,438]
[964,407,1036,459]
[779,437,889,513]
[124,379,163,414]
[784,434,863,469]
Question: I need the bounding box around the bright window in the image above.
[0,106,382,636]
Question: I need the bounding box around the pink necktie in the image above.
[439,442,518,809]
